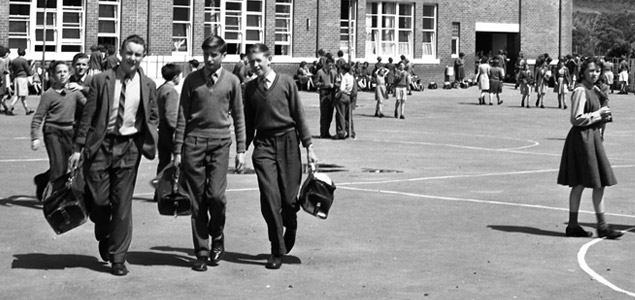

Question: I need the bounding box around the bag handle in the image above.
[172,167,181,194]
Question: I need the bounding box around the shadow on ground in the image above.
[487,225,564,237]
[150,246,301,266]
[11,253,109,273]
[0,195,41,210]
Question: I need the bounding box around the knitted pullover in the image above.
[174,68,246,154]
[244,73,312,149]
[31,88,86,140]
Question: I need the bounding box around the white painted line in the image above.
[0,158,48,163]
[337,185,635,219]
[578,227,635,298]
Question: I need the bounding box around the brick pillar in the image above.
[121,0,149,44]
[292,0,318,57]
[317,0,340,55]
[148,0,173,55]
[0,2,10,44]
[192,0,206,57]
[84,0,99,50]
[355,0,366,59]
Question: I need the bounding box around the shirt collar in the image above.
[116,67,135,81]
[204,67,222,81]
[262,70,276,84]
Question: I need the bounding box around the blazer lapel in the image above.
[104,69,115,122]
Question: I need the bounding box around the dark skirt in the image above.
[489,79,502,93]
[557,125,617,188]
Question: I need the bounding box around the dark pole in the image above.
[41,0,48,91]
[558,0,562,59]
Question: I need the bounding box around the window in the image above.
[98,0,120,48]
[365,2,413,59]
[340,0,357,55]
[204,0,264,55]
[451,22,460,57]
[9,0,30,50]
[32,0,85,53]
[422,4,436,58]
[173,0,192,54]
[275,0,292,56]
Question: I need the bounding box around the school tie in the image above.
[260,78,268,91]
[116,75,129,134]
[210,73,216,85]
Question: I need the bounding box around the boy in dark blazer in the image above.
[69,34,158,276]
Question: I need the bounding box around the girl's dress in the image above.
[554,67,570,95]
[476,63,490,91]
[454,58,465,82]
[375,68,388,102]
[557,83,617,188]
[488,66,504,93]
[518,69,532,96]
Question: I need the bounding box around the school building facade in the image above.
[1,0,572,82]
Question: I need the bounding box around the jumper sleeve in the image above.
[164,88,179,131]
[570,87,602,127]
[244,83,255,150]
[230,78,246,153]
[173,77,190,154]
[30,94,52,140]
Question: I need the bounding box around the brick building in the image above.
[2,0,572,82]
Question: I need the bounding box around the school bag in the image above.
[299,164,336,219]
[428,82,437,89]
[42,168,88,234]
[156,163,192,216]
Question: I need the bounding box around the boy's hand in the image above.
[68,152,81,170]
[235,152,245,174]
[173,154,182,168]
[31,139,41,151]
[68,82,83,91]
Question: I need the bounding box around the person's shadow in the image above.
[12,253,109,273]
[150,246,301,267]
[487,225,564,237]
[0,195,42,210]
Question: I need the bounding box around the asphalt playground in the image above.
[2,83,635,299]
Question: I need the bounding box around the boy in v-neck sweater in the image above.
[244,43,317,270]
[173,35,246,272]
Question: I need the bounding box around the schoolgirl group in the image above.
[29,34,317,276]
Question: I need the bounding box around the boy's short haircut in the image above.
[341,63,351,73]
[161,63,182,81]
[48,60,68,74]
[325,57,335,64]
[201,35,227,53]
[189,59,200,68]
[72,52,89,65]
[248,43,271,58]
[17,48,26,56]
[121,34,147,53]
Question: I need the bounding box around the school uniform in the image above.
[315,67,335,138]
[73,67,158,266]
[335,72,354,139]
[173,68,245,260]
[156,81,179,174]
[31,88,86,181]
[244,70,312,258]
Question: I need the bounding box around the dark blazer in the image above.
[74,67,158,161]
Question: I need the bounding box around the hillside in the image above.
[572,0,635,57]
[574,0,635,13]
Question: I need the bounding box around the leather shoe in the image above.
[191,257,208,272]
[284,228,296,254]
[210,235,225,263]
[111,263,128,276]
[597,226,624,240]
[565,225,592,237]
[98,239,110,262]
[265,255,282,269]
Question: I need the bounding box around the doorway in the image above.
[475,32,519,81]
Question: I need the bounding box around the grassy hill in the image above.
[574,0,635,14]
[572,0,635,57]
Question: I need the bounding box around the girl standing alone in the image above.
[557,57,622,239]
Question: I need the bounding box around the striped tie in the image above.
[116,76,129,134]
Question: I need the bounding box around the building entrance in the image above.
[475,32,520,81]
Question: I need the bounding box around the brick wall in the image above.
[521,0,559,60]
[0,2,10,44]
[147,0,174,55]
[84,0,99,50]
[317,0,341,55]
[191,0,206,57]
[293,0,318,57]
[121,0,149,44]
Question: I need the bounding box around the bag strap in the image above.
[172,167,181,194]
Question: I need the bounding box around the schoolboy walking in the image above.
[156,63,181,175]
[31,61,86,182]
[334,63,354,139]
[244,43,318,269]
[7,48,34,116]
[315,57,336,138]
[173,35,246,272]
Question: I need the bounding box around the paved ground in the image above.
[2,84,635,299]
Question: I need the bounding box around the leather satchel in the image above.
[42,168,88,235]
[156,163,192,216]
[299,165,336,219]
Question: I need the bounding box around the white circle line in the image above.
[578,227,635,298]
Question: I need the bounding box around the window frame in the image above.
[421,4,437,59]
[98,0,120,49]
[204,0,264,56]
[172,0,193,55]
[8,0,31,50]
[365,2,413,59]
[340,0,357,57]
[274,0,293,56]
[451,22,460,58]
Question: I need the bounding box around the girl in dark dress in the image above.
[557,57,622,239]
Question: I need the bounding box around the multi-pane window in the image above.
[98,0,119,48]
[205,0,264,55]
[365,2,413,59]
[275,0,292,56]
[173,0,192,54]
[451,22,460,57]
[9,0,30,50]
[422,4,437,58]
[340,0,356,55]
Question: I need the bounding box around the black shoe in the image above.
[394,111,398,118]
[374,112,379,117]
[26,109,34,115]
[565,225,592,237]
[265,255,282,269]
[319,134,332,139]
[597,226,624,240]
[378,113,384,118]
[111,263,128,276]
[99,239,110,262]
[5,109,14,116]
[497,100,503,105]
[210,235,225,263]
[563,105,567,110]
[399,115,405,119]
[191,257,208,271]
[284,228,296,254]
[540,105,545,108]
